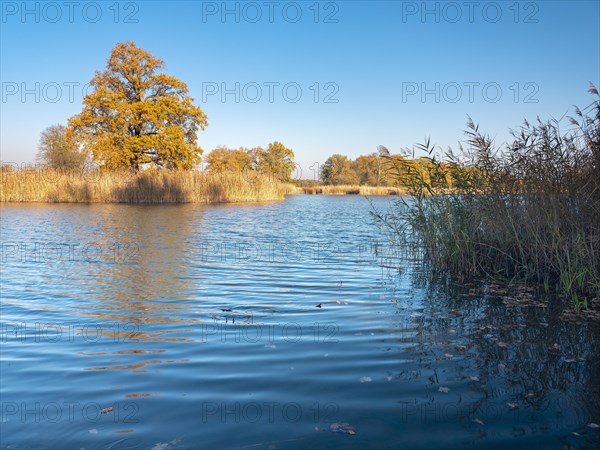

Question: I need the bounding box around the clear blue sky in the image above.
[1,1,599,177]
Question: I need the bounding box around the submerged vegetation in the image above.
[377,87,600,311]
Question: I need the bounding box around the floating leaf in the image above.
[100,406,113,414]
[587,423,600,429]
[330,422,356,435]
[472,418,484,426]
[507,402,519,409]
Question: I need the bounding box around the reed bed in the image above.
[0,169,291,203]
[377,89,600,310]
[301,185,405,195]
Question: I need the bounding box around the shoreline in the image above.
[1,169,408,203]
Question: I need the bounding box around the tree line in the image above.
[33,40,452,189]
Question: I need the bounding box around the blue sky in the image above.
[1,0,599,177]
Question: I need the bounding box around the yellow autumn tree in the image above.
[68,41,207,170]
[205,146,254,173]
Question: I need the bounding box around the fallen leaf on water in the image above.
[472,418,484,426]
[330,422,356,435]
[125,393,156,398]
[113,429,134,434]
[438,387,450,393]
[100,407,113,414]
[151,439,180,450]
[587,423,600,429]
[507,402,519,409]
[359,377,372,383]
[455,345,467,351]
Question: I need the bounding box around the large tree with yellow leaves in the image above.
[68,41,207,170]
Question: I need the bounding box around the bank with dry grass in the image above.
[300,185,405,195]
[0,169,295,203]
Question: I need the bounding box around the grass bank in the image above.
[300,185,405,195]
[0,169,295,203]
[377,89,600,311]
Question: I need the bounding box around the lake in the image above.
[1,195,599,449]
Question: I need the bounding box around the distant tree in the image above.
[37,124,87,169]
[352,153,390,186]
[68,41,207,170]
[205,146,254,173]
[253,141,295,181]
[321,154,359,185]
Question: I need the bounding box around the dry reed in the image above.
[0,169,291,203]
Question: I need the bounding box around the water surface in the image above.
[1,196,599,449]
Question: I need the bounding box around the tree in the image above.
[68,41,207,171]
[205,146,254,173]
[321,154,359,185]
[253,141,295,181]
[353,153,389,186]
[37,124,87,169]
